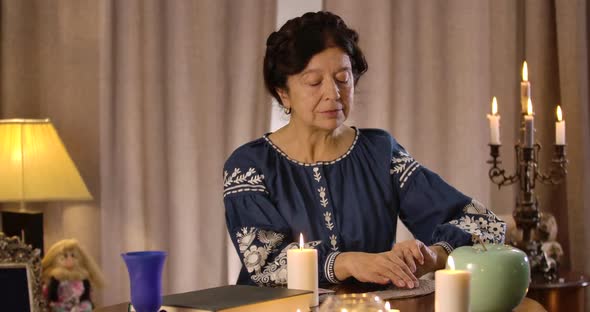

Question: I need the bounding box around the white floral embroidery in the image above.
[454,215,480,232]
[223,167,266,197]
[488,222,505,237]
[390,151,412,174]
[463,199,487,214]
[308,241,322,248]
[329,234,339,251]
[258,230,285,245]
[449,200,506,244]
[243,245,269,273]
[251,240,322,286]
[313,169,336,239]
[235,228,286,285]
[252,243,295,286]
[236,228,327,286]
[390,150,420,189]
[392,151,413,165]
[476,217,488,228]
[318,187,329,208]
[313,167,322,182]
[236,227,256,253]
[391,164,405,174]
[323,212,334,230]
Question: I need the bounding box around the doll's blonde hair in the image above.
[42,239,105,288]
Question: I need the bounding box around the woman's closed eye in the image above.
[335,72,350,84]
[303,72,350,86]
[303,74,322,86]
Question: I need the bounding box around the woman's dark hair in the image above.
[263,11,368,105]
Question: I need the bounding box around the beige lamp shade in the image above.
[0,119,92,202]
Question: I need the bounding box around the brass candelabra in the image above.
[488,130,567,278]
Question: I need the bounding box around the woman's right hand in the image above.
[334,251,419,288]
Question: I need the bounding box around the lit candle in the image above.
[435,256,470,312]
[524,99,535,147]
[487,97,501,144]
[556,105,566,145]
[521,61,531,114]
[287,233,318,307]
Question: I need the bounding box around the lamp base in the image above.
[0,211,43,255]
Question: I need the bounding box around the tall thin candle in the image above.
[521,61,531,114]
[556,105,566,145]
[524,99,535,147]
[487,97,501,144]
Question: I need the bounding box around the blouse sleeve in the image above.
[389,141,506,254]
[224,163,339,286]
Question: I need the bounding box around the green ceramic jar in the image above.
[448,244,531,312]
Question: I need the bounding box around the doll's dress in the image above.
[47,280,92,312]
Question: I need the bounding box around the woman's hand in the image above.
[334,251,419,288]
[392,239,448,278]
[391,239,428,274]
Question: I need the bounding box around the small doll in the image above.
[42,239,105,312]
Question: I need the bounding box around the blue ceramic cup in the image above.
[121,251,167,312]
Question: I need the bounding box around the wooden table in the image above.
[95,282,547,312]
[526,270,589,312]
[94,297,545,312]
[327,282,546,312]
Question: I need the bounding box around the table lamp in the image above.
[0,119,92,253]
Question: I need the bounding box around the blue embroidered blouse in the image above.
[223,128,505,286]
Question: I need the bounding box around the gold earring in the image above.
[284,107,291,115]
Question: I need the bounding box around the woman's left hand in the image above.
[392,240,446,278]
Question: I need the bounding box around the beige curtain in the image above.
[1,0,275,306]
[325,0,493,205]
[99,0,275,305]
[325,0,589,301]
[554,0,590,278]
[0,0,104,301]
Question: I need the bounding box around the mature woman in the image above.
[224,11,505,288]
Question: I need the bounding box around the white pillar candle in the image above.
[435,256,471,312]
[524,99,535,147]
[287,233,318,307]
[487,97,501,144]
[521,61,531,114]
[556,105,566,145]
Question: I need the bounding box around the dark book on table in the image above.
[158,285,312,312]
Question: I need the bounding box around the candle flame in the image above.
[557,105,563,121]
[299,233,304,250]
[522,61,528,82]
[527,98,533,116]
[447,256,455,270]
[385,302,391,310]
[492,97,498,115]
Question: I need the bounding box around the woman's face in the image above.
[278,47,354,131]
